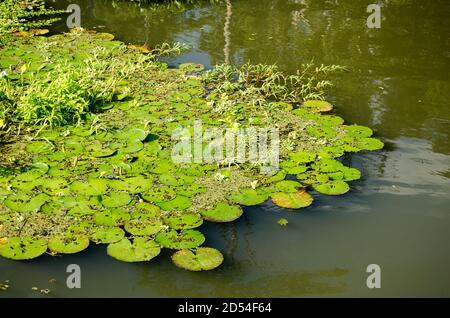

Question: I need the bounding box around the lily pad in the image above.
[313,180,350,195]
[229,188,268,206]
[163,213,203,230]
[302,100,333,113]
[0,237,48,260]
[271,190,314,209]
[201,202,243,223]
[124,219,163,236]
[171,247,224,271]
[355,138,384,151]
[179,63,205,73]
[107,237,161,262]
[48,233,89,254]
[94,208,131,226]
[275,180,303,193]
[101,192,132,208]
[90,227,125,244]
[155,229,205,250]
[156,196,192,211]
[142,187,177,203]
[4,193,49,212]
[26,141,54,154]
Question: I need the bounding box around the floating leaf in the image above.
[355,138,384,151]
[201,202,243,223]
[101,192,132,208]
[124,219,163,236]
[163,213,203,230]
[302,100,333,113]
[275,180,303,193]
[94,208,130,226]
[142,187,177,203]
[4,193,49,212]
[107,237,161,262]
[179,63,205,73]
[229,188,268,206]
[155,229,205,249]
[345,125,373,138]
[90,227,125,244]
[271,190,313,209]
[26,141,54,154]
[277,218,289,226]
[172,247,224,271]
[156,195,192,211]
[48,233,89,254]
[0,237,48,260]
[313,180,350,195]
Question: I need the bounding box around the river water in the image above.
[1,0,449,297]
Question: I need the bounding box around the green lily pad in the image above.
[340,167,361,181]
[229,188,268,206]
[155,229,205,250]
[130,201,160,220]
[275,180,303,193]
[107,237,161,262]
[271,190,314,209]
[306,125,337,138]
[67,198,101,217]
[4,193,49,212]
[70,179,108,196]
[179,63,205,73]
[345,125,373,138]
[90,227,125,244]
[62,140,84,156]
[142,186,176,203]
[26,141,54,154]
[41,178,69,196]
[312,159,344,173]
[302,100,333,113]
[109,176,153,194]
[119,128,148,142]
[124,219,163,236]
[0,237,48,260]
[288,151,316,163]
[48,233,89,254]
[94,208,131,226]
[101,192,132,208]
[163,213,203,230]
[85,142,116,158]
[176,183,206,197]
[201,202,243,223]
[355,138,384,151]
[156,196,192,211]
[313,180,350,195]
[171,247,224,271]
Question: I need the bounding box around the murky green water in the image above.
[1,0,449,297]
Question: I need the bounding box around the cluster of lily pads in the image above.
[0,29,383,271]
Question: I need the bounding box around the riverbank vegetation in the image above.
[0,1,383,270]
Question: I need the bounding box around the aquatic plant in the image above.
[0,29,383,271]
[0,0,62,46]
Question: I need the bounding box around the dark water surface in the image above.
[1,0,449,297]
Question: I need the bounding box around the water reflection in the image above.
[51,0,450,157]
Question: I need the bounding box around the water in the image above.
[1,0,449,297]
